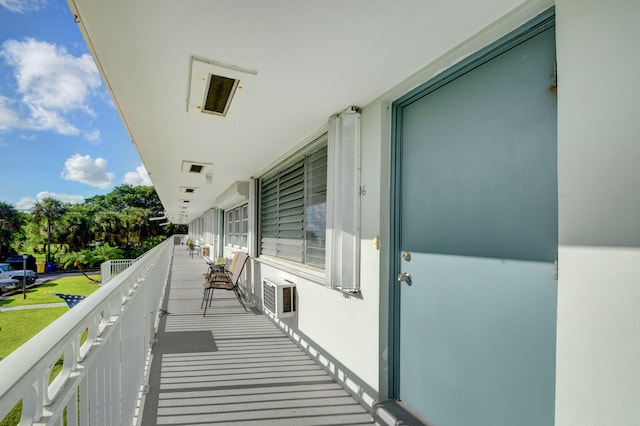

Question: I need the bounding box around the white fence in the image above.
[0,237,175,425]
[101,259,137,284]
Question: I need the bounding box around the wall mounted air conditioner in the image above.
[262,279,296,318]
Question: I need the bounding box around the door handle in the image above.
[397,272,411,285]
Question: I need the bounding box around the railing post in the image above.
[0,237,175,426]
[101,260,110,284]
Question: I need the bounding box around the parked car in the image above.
[0,263,37,285]
[4,254,37,272]
[0,277,21,294]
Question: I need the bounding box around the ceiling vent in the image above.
[181,186,197,194]
[187,56,257,117]
[181,160,211,174]
[202,74,239,116]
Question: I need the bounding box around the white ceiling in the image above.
[68,0,527,224]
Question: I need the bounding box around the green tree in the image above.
[31,198,66,262]
[55,208,92,252]
[0,202,22,259]
[18,186,179,262]
[85,185,163,212]
[91,210,124,246]
[84,185,185,244]
[122,207,151,250]
[92,242,124,263]
[61,250,99,282]
[21,220,45,254]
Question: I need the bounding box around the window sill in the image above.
[254,255,325,286]
[254,256,362,297]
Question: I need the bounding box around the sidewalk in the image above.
[0,303,67,312]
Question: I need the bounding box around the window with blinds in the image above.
[260,139,327,268]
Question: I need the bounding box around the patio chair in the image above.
[201,251,249,316]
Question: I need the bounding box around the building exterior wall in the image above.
[555,1,640,424]
[190,0,557,409]
[189,1,640,422]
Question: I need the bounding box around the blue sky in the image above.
[0,0,149,211]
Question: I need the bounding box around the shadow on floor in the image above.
[140,248,373,426]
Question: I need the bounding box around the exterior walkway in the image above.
[140,247,374,425]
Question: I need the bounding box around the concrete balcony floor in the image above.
[141,247,374,425]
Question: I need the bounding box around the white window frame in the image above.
[225,203,249,250]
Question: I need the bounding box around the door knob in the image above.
[397,272,411,285]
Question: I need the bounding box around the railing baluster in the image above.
[0,237,175,425]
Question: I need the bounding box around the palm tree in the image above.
[61,250,99,283]
[31,198,66,263]
[122,207,150,252]
[92,242,124,263]
[91,211,124,246]
[56,211,91,252]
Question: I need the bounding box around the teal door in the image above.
[392,15,557,426]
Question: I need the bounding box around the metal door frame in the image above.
[388,8,555,399]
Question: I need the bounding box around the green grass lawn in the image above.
[0,275,100,426]
[0,307,69,359]
[0,275,100,307]
[0,274,100,424]
[0,274,100,357]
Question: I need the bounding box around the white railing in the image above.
[101,259,137,284]
[0,237,175,425]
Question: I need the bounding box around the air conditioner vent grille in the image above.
[263,282,276,315]
[262,279,296,318]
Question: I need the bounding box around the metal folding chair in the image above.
[201,251,249,316]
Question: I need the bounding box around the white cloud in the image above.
[0,0,46,13]
[15,191,85,210]
[36,191,85,204]
[84,129,101,143]
[26,104,79,135]
[0,95,21,130]
[61,153,114,189]
[123,164,152,186]
[14,197,35,211]
[0,38,101,135]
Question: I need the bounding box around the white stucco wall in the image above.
[189,2,640,422]
[248,0,558,410]
[252,259,382,407]
[250,103,386,407]
[555,1,640,424]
